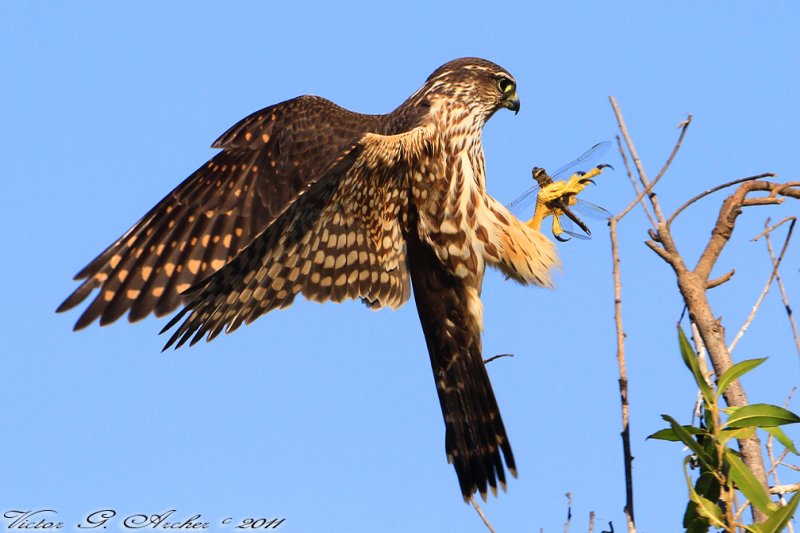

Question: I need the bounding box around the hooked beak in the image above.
[501,91,520,115]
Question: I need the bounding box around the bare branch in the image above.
[690,321,714,389]
[694,180,797,282]
[616,114,693,221]
[469,497,496,533]
[666,174,774,228]
[706,269,735,289]
[729,217,795,353]
[615,136,657,226]
[620,152,800,527]
[651,114,692,185]
[770,483,800,495]
[764,220,800,357]
[608,96,667,224]
[742,197,784,207]
[663,182,800,522]
[751,216,795,241]
[644,240,673,264]
[604,100,800,527]
[483,353,514,364]
[564,492,573,533]
[608,217,636,532]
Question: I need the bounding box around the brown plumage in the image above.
[59,57,560,501]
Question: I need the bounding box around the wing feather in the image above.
[58,96,382,329]
[161,126,433,350]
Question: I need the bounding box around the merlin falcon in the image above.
[59,58,566,501]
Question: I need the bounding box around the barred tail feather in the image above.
[407,230,515,501]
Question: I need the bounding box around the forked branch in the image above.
[607,97,800,525]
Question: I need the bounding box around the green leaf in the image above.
[726,404,800,429]
[716,357,767,398]
[684,497,709,533]
[750,491,800,533]
[684,472,722,531]
[724,448,775,514]
[704,408,715,433]
[678,326,714,405]
[695,471,721,502]
[764,426,800,455]
[685,517,711,533]
[691,494,725,527]
[649,425,706,442]
[664,415,715,466]
[719,426,756,446]
[683,458,725,529]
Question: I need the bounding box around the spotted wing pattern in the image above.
[161,127,434,349]
[60,58,542,504]
[57,96,381,329]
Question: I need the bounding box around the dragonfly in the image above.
[507,141,613,241]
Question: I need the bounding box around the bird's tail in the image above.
[436,336,517,501]
[407,232,516,501]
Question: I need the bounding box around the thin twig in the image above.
[564,492,573,533]
[691,321,714,387]
[652,115,692,184]
[608,216,636,532]
[644,240,672,264]
[689,321,713,429]
[606,98,697,533]
[615,115,692,222]
[706,269,735,290]
[766,423,781,502]
[770,483,800,495]
[751,216,795,241]
[768,446,791,494]
[729,217,795,353]
[694,180,798,283]
[666,174,775,228]
[760,218,800,357]
[768,388,797,492]
[470,497,496,533]
[742,197,784,207]
[615,135,656,226]
[484,353,514,364]
[609,96,667,224]
[735,499,751,525]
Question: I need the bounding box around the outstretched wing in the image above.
[58,96,382,329]
[161,125,435,349]
[406,227,516,501]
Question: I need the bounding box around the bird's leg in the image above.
[525,165,608,232]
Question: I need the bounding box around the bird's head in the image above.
[419,57,520,121]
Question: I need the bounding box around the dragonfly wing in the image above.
[508,140,613,225]
[572,199,612,220]
[551,140,612,180]
[506,185,539,216]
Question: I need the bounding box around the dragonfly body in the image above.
[508,142,612,241]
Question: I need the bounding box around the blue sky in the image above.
[3,2,800,531]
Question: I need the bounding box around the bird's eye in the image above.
[497,77,515,94]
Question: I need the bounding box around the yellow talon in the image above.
[526,165,608,234]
